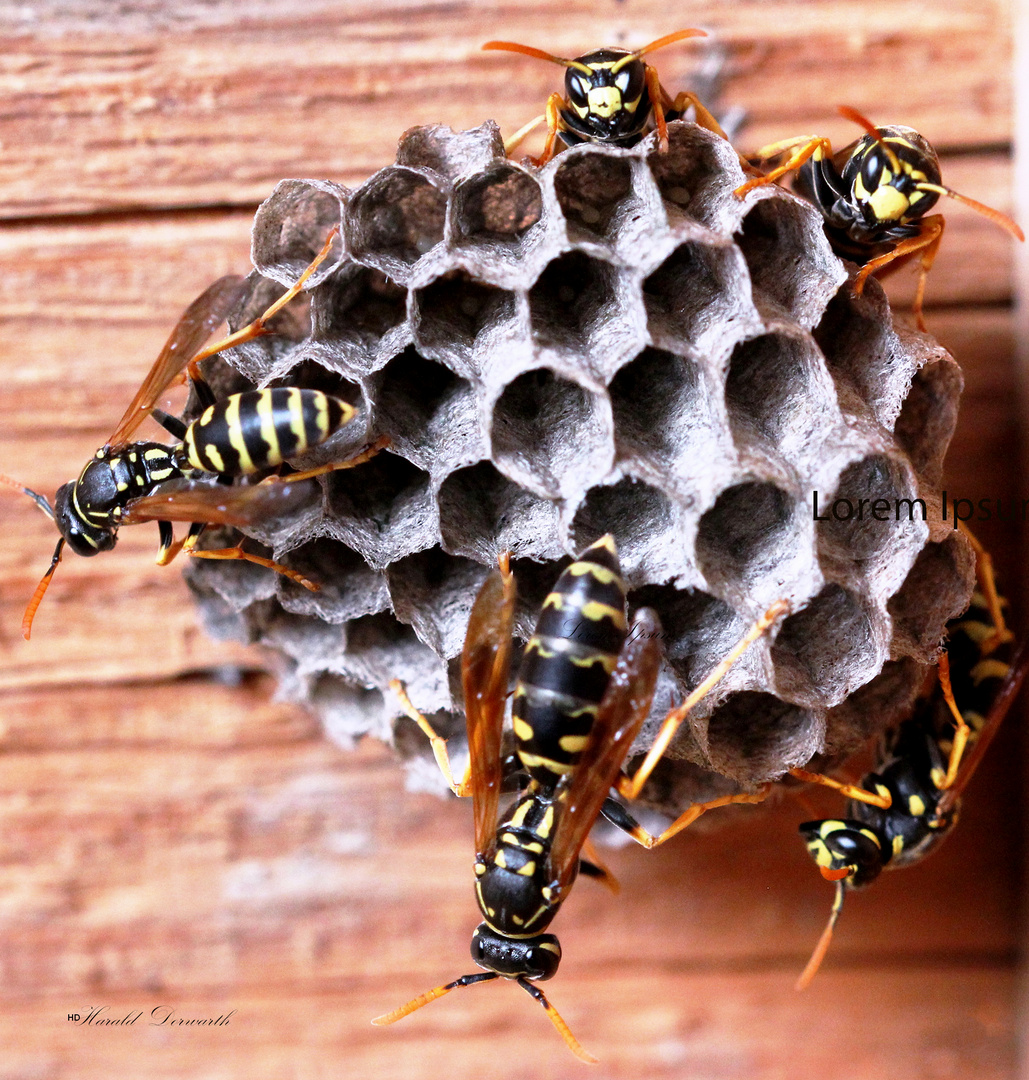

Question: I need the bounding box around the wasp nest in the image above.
[186,121,973,816]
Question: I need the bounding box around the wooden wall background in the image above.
[0,1,1024,1077]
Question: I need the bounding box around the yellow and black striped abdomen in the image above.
[512,535,627,786]
[183,389,354,477]
[945,590,1013,736]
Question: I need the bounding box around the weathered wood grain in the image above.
[0,1,1014,217]
[0,970,1014,1080]
[0,2,1022,1076]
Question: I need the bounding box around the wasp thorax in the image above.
[471,924,561,980]
[476,856,553,934]
[53,479,117,556]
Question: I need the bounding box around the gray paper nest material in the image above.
[186,120,973,816]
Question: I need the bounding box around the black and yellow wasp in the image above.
[736,106,1024,330]
[794,536,1027,988]
[483,29,732,166]
[376,536,787,1060]
[3,230,382,639]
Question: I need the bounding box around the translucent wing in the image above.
[106,275,248,449]
[119,479,319,527]
[936,635,1029,817]
[548,608,663,892]
[461,556,516,856]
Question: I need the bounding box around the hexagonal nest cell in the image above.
[186,120,974,821]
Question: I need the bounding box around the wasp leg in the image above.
[787,766,892,809]
[389,678,473,797]
[601,788,772,849]
[504,112,548,156]
[958,522,1013,652]
[265,436,390,485]
[528,92,567,167]
[734,136,833,197]
[579,836,619,894]
[618,599,789,802]
[852,215,944,332]
[156,519,184,565]
[186,226,340,382]
[935,651,972,791]
[182,531,319,591]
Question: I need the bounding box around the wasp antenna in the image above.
[837,105,902,174]
[0,473,55,521]
[22,537,65,640]
[796,879,847,990]
[634,27,707,58]
[372,971,498,1026]
[517,977,597,1064]
[914,183,1025,242]
[482,40,591,74]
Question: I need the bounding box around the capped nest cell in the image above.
[186,121,973,818]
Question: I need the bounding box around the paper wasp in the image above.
[3,229,382,639]
[376,536,788,1060]
[795,535,1027,988]
[735,106,1024,330]
[483,29,733,166]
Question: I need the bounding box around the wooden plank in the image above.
[0,0,1014,217]
[0,970,1014,1080]
[0,683,1018,996]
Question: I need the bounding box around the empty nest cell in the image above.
[736,195,844,326]
[724,331,840,461]
[568,476,686,589]
[892,359,963,485]
[770,584,882,709]
[413,272,518,372]
[647,121,742,230]
[489,367,612,500]
[369,347,480,473]
[643,240,755,357]
[553,151,636,243]
[815,453,927,602]
[276,537,390,625]
[324,451,438,569]
[705,692,820,785]
[311,266,408,370]
[347,167,447,277]
[528,250,621,358]
[610,347,734,503]
[695,481,800,606]
[452,165,543,245]
[437,460,562,564]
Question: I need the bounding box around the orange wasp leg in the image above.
[958,521,1013,653]
[786,766,892,809]
[389,678,474,797]
[263,436,390,485]
[734,136,834,198]
[186,226,340,382]
[853,215,944,332]
[619,598,790,802]
[181,531,319,591]
[609,785,774,850]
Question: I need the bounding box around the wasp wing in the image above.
[548,608,663,893]
[107,275,248,449]
[461,556,516,857]
[936,635,1029,817]
[120,479,319,528]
